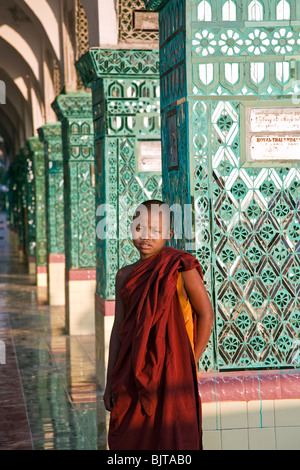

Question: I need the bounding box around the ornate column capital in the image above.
[26,136,44,154]
[51,91,93,121]
[75,48,160,88]
[38,122,62,143]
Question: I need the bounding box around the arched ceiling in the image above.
[0,0,62,165]
[0,69,30,161]
[15,0,62,61]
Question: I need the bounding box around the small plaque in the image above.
[137,140,162,172]
[250,135,300,161]
[250,108,300,133]
[133,11,159,31]
[245,106,300,164]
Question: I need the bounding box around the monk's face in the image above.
[131,205,173,259]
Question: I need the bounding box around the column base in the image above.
[66,268,96,335]
[6,226,17,249]
[48,254,65,306]
[95,294,115,391]
[18,245,25,262]
[37,266,48,304]
[28,258,36,276]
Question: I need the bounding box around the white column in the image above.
[81,0,118,47]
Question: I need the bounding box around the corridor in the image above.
[0,213,107,450]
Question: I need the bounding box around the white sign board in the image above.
[250,135,300,161]
[250,108,300,133]
[137,140,162,172]
[246,107,300,162]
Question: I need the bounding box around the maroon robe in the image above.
[108,246,203,450]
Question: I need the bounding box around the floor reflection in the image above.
[0,222,108,450]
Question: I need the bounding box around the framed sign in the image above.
[133,10,159,31]
[136,140,162,172]
[241,102,300,167]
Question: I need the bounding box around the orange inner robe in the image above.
[177,272,194,354]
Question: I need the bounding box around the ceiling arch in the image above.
[18,0,61,61]
[0,112,17,163]
[0,69,34,160]
[0,0,91,161]
[6,0,61,63]
[0,37,33,102]
[0,26,41,84]
[0,0,62,159]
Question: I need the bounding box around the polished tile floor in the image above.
[0,215,107,450]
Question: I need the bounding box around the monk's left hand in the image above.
[103,386,115,412]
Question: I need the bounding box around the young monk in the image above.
[103,199,214,450]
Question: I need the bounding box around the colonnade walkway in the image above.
[0,213,107,450]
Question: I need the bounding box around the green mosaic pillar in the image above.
[21,146,36,275]
[76,49,162,389]
[52,91,96,335]
[27,137,48,301]
[7,162,19,251]
[14,152,27,262]
[4,165,18,248]
[38,123,65,306]
[146,0,300,371]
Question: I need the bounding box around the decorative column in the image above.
[52,91,96,335]
[21,146,36,275]
[27,137,48,302]
[14,153,27,263]
[8,163,20,251]
[38,123,65,306]
[4,165,18,251]
[76,49,162,389]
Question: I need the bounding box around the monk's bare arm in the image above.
[181,268,214,364]
[103,267,126,411]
